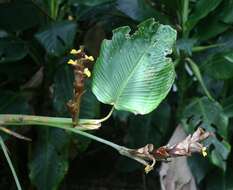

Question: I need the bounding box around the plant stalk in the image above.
[0,136,22,190]
[182,0,189,37]
[0,114,148,167]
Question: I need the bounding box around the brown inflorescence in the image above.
[67,47,94,126]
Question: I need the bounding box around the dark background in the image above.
[0,0,233,189]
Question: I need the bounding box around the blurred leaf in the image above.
[42,0,64,19]
[194,1,233,40]
[29,128,70,190]
[182,97,230,170]
[0,136,22,190]
[84,24,106,58]
[188,155,211,183]
[210,149,226,171]
[0,91,32,114]
[187,58,214,100]
[113,110,131,123]
[206,169,226,190]
[219,0,233,24]
[117,102,171,172]
[186,0,223,31]
[203,52,233,80]
[210,139,231,171]
[69,0,115,6]
[53,63,99,162]
[212,138,231,160]
[92,19,176,114]
[223,95,233,118]
[182,97,228,138]
[0,38,27,63]
[176,38,197,56]
[53,65,73,116]
[195,18,229,41]
[116,0,170,23]
[35,21,77,57]
[73,2,116,21]
[127,102,171,147]
[0,1,44,32]
[0,91,32,140]
[216,31,233,52]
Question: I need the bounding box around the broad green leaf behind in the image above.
[92,19,177,114]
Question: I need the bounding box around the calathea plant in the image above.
[0,18,210,189]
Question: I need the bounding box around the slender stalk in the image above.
[0,114,124,154]
[0,114,148,168]
[50,0,56,19]
[0,136,22,190]
[97,107,114,123]
[0,114,101,130]
[186,58,214,101]
[192,44,223,52]
[0,126,31,141]
[182,0,189,37]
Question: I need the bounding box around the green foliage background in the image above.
[0,0,233,189]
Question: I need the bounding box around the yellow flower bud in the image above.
[144,165,153,174]
[83,68,91,77]
[85,55,94,61]
[70,49,81,55]
[201,147,207,157]
[67,59,77,65]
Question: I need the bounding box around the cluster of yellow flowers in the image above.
[67,48,94,78]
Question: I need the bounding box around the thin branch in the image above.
[0,136,22,190]
[0,126,31,141]
[186,58,214,101]
[97,106,115,123]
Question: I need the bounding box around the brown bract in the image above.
[66,47,95,126]
[127,127,212,173]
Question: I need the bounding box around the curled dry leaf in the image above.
[126,127,212,173]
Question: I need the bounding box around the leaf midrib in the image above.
[114,36,158,109]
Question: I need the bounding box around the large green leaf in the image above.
[204,52,233,80]
[0,91,32,140]
[35,21,77,57]
[92,19,176,114]
[69,0,115,6]
[182,97,230,170]
[116,0,170,23]
[0,91,32,114]
[186,0,223,31]
[0,38,28,64]
[29,128,70,190]
[193,0,233,40]
[223,95,233,118]
[0,1,44,32]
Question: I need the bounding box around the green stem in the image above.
[182,0,189,37]
[0,136,22,190]
[97,107,114,123]
[186,58,214,101]
[192,44,223,52]
[0,114,149,168]
[0,114,101,130]
[0,114,121,151]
